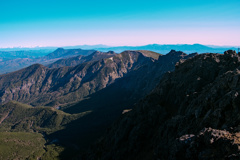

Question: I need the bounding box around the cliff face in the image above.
[89,50,240,160]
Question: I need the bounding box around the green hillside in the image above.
[0,101,92,159]
[0,132,65,160]
[0,101,90,134]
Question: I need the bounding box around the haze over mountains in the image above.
[0,48,96,74]
[0,44,237,55]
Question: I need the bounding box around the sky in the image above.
[0,0,240,48]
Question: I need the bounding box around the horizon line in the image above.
[0,43,239,49]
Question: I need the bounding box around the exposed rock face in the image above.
[174,128,240,159]
[87,50,240,160]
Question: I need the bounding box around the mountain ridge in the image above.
[47,50,117,68]
[0,50,157,106]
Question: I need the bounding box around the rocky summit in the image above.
[87,50,240,160]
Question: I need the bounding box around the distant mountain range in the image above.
[94,44,238,54]
[0,49,54,60]
[0,44,238,54]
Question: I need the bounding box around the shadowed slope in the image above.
[87,50,240,160]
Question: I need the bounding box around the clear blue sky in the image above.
[0,0,239,47]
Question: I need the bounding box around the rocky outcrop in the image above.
[87,50,240,160]
[174,128,240,159]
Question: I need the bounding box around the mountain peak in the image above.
[167,50,187,56]
[25,63,47,71]
[54,48,65,52]
[224,50,237,56]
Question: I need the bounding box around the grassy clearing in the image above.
[0,132,45,160]
[0,132,65,160]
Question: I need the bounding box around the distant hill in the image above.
[43,48,96,60]
[0,48,96,74]
[0,49,53,60]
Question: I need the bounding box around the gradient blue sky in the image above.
[0,0,239,48]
